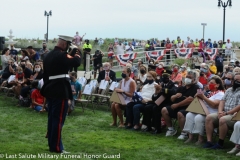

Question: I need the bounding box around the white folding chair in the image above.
[75,84,94,113]
[77,77,87,91]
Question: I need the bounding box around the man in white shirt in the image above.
[125,42,135,54]
[225,39,232,57]
[185,37,190,48]
[115,42,125,55]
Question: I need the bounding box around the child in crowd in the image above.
[68,72,82,114]
[30,80,46,112]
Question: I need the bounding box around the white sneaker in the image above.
[141,125,147,130]
[227,147,240,154]
[177,134,188,140]
[61,150,70,154]
[236,151,240,156]
[166,129,177,136]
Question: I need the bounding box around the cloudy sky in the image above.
[1,0,239,41]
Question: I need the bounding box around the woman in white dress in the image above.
[110,67,136,128]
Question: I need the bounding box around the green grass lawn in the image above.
[0,95,239,160]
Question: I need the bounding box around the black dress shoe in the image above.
[151,129,162,134]
[142,127,152,132]
[125,125,133,129]
[132,127,141,131]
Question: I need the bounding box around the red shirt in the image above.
[16,73,24,80]
[165,43,172,49]
[31,89,44,105]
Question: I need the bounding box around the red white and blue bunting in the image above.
[205,48,218,60]
[174,48,193,59]
[115,53,137,66]
[145,50,166,61]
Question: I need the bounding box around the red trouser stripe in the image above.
[56,100,65,152]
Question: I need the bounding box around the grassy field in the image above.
[0,94,239,160]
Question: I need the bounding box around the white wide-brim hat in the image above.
[58,35,74,42]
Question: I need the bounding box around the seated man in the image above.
[204,73,240,149]
[161,70,199,139]
[97,62,116,83]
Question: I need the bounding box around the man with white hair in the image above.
[97,62,116,83]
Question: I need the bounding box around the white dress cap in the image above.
[58,35,74,42]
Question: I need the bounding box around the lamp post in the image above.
[44,10,52,42]
[218,0,232,42]
[201,23,207,40]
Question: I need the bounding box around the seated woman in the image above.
[183,76,225,145]
[110,67,136,128]
[227,106,240,156]
[19,50,30,61]
[126,71,157,130]
[30,80,46,112]
[12,66,25,97]
[136,65,147,87]
[20,63,44,99]
[170,64,182,86]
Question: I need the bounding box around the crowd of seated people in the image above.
[110,53,240,157]
[0,47,82,116]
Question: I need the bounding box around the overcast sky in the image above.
[1,0,239,41]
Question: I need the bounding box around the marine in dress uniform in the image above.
[41,35,81,153]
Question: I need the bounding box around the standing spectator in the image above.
[98,38,104,46]
[94,37,98,45]
[165,40,172,63]
[187,40,195,50]
[114,37,119,45]
[185,37,191,47]
[205,39,213,49]
[39,42,49,60]
[115,41,125,55]
[125,42,134,54]
[225,39,233,58]
[1,48,11,71]
[199,39,205,52]
[107,43,115,67]
[132,39,136,47]
[176,39,183,48]
[194,39,199,48]
[73,32,83,46]
[82,40,92,71]
[215,52,224,74]
[92,50,104,79]
[213,41,218,48]
[9,45,18,61]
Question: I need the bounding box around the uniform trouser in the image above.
[47,98,68,152]
[143,103,165,130]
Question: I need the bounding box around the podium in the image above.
[186,97,209,115]
[232,112,240,121]
[110,91,126,105]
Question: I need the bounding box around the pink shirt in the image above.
[74,35,82,45]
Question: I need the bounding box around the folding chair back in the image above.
[109,82,120,91]
[77,77,87,91]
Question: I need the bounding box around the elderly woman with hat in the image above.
[125,71,158,130]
